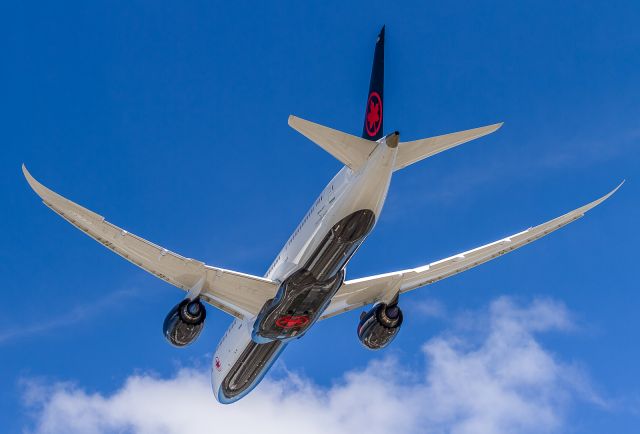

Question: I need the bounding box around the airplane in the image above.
[23,26,622,404]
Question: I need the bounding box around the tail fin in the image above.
[362,26,385,141]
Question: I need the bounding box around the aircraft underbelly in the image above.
[217,339,286,403]
[252,209,375,342]
[213,209,376,403]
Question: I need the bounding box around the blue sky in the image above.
[1,1,639,432]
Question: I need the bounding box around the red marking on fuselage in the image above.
[215,356,222,371]
[275,315,310,329]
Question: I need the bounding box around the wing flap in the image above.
[23,165,278,319]
[321,182,623,319]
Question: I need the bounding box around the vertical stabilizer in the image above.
[362,26,385,141]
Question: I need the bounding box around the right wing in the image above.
[322,182,623,319]
[23,165,279,319]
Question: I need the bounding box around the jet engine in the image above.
[163,298,206,347]
[357,302,403,350]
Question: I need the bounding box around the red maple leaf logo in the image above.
[365,92,382,136]
[367,101,380,129]
[275,315,310,329]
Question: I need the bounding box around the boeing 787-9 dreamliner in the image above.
[24,26,622,403]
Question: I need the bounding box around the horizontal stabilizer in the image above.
[288,115,377,170]
[394,122,503,170]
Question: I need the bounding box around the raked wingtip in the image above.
[585,179,625,212]
[22,163,37,190]
[483,122,503,134]
[21,164,52,203]
[606,179,625,199]
[477,122,503,135]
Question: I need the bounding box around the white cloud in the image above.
[22,297,604,434]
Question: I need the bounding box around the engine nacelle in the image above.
[357,303,403,350]
[163,298,206,347]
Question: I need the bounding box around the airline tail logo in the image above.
[365,91,382,137]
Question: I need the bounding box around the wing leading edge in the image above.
[321,182,623,319]
[22,165,278,319]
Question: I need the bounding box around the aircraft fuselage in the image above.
[211,134,398,403]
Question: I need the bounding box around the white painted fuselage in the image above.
[211,136,397,403]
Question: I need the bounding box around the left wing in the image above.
[321,182,623,319]
[22,165,279,319]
